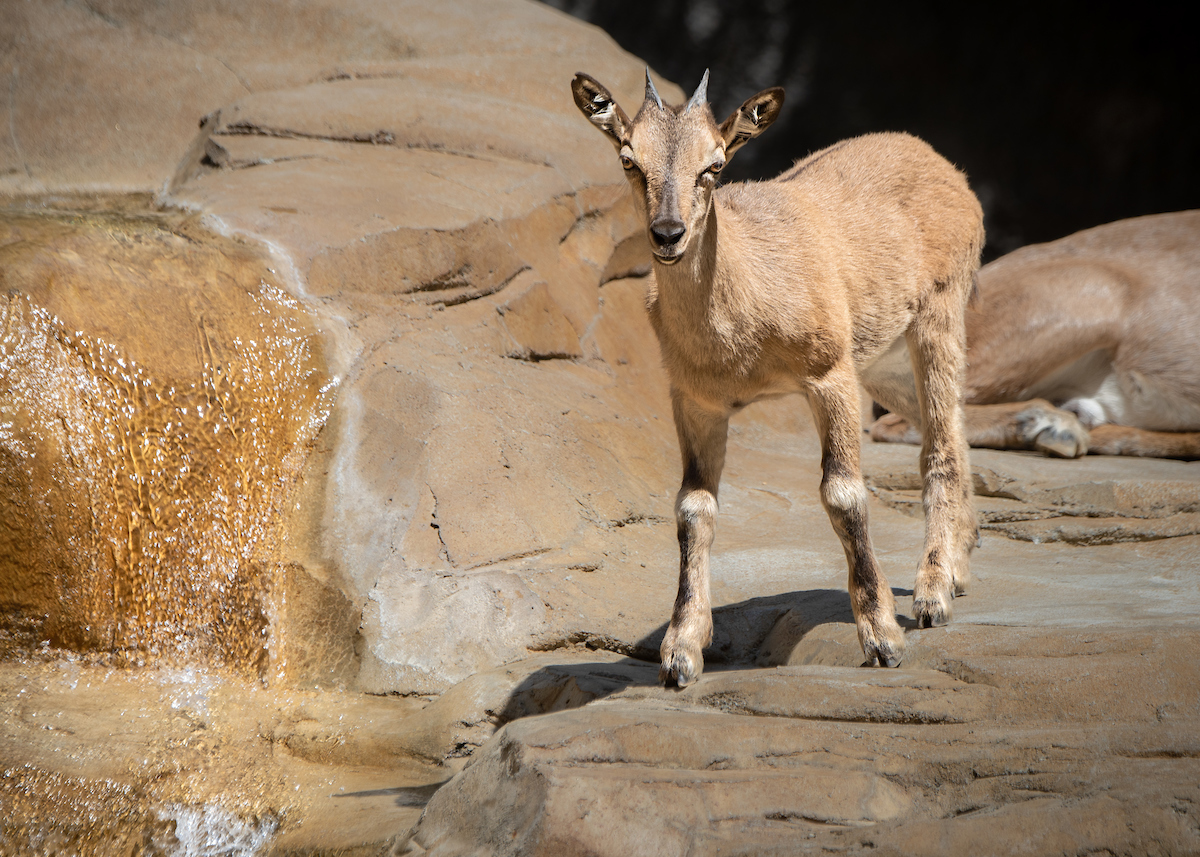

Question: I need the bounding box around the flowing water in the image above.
[0,207,336,672]
[0,203,434,855]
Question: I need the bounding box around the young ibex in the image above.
[572,70,984,686]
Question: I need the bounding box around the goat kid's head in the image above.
[572,69,784,265]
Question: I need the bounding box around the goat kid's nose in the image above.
[651,219,687,248]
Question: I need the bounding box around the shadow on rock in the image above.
[333,781,451,809]
[638,586,917,672]
[400,585,926,772]
[495,657,660,726]
[495,585,920,731]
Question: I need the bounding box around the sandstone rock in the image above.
[1,0,686,692]
[6,1,1200,853]
[867,444,1200,543]
[405,625,1200,856]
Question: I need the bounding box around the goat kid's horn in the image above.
[685,68,710,113]
[645,67,664,110]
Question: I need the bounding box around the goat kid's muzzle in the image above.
[650,217,687,264]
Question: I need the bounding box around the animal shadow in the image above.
[494,586,916,730]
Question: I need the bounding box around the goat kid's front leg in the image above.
[660,394,729,687]
[808,366,905,668]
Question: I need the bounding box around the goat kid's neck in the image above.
[652,203,726,303]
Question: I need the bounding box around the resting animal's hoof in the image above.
[868,412,922,445]
[1034,425,1088,458]
[1020,405,1088,458]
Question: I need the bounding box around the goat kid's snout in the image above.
[650,217,687,253]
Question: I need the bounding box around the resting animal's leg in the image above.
[870,399,1089,458]
[906,289,976,628]
[1087,425,1200,459]
[660,392,729,687]
[808,362,904,667]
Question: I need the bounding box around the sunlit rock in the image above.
[4,0,1200,854]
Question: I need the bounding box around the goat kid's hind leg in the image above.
[907,291,977,628]
[808,365,904,668]
[660,394,729,687]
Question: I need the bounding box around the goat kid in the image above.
[572,70,984,686]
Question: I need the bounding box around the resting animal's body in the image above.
[572,70,983,686]
[870,210,1200,460]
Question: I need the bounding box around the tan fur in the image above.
[869,211,1200,460]
[572,71,983,686]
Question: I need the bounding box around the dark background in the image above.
[542,1,1197,261]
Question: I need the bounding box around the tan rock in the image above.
[405,626,1200,856]
[867,443,1200,543]
[6,2,1200,853]
[1,0,682,692]
[497,279,582,361]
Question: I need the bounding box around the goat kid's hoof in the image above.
[861,645,903,669]
[659,646,703,688]
[913,590,953,628]
[858,617,905,668]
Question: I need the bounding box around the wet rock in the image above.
[0,659,441,855]
[0,211,335,672]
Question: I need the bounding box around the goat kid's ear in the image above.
[572,73,631,150]
[719,87,785,159]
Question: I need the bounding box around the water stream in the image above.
[0,204,427,856]
[0,208,335,672]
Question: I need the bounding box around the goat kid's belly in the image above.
[661,329,915,415]
[667,359,808,414]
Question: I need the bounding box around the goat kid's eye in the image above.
[699,162,724,184]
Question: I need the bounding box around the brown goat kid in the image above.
[572,70,984,686]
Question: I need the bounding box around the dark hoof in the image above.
[862,653,902,668]
[862,638,903,668]
[913,594,952,629]
[658,649,702,688]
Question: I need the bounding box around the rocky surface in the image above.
[400,441,1200,856]
[2,1,1199,854]
[2,0,685,693]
